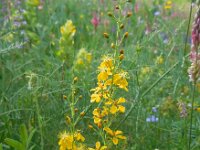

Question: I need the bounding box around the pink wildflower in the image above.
[188,9,200,82]
[91,13,100,31]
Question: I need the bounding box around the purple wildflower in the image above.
[146,115,159,123]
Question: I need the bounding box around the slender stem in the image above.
[188,83,195,150]
[183,1,193,57]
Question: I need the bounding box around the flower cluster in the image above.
[188,9,200,82]
[58,131,85,150]
[89,56,128,147]
[74,48,92,70]
[56,20,76,62]
[164,0,172,10]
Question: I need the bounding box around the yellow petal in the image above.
[115,130,123,135]
[112,137,119,145]
[96,141,101,149]
[93,109,99,116]
[116,135,126,140]
[110,105,118,114]
[118,105,125,113]
[98,72,108,81]
[103,127,114,136]
[94,117,101,124]
[100,146,107,150]
[91,94,101,103]
[117,97,126,104]
[75,132,85,142]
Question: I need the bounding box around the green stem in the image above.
[35,97,44,150]
[188,83,195,150]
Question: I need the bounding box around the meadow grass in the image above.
[1,0,200,149]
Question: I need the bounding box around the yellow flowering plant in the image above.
[56,20,76,64]
[89,1,132,149]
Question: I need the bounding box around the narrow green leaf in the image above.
[27,128,36,148]
[20,124,28,146]
[4,138,24,150]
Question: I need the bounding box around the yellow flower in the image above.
[105,97,126,114]
[74,131,85,142]
[99,56,113,69]
[88,141,107,150]
[27,0,40,6]
[155,56,164,65]
[164,0,172,10]
[75,48,92,68]
[58,131,74,150]
[98,71,109,81]
[93,107,108,127]
[141,67,151,75]
[103,127,126,145]
[113,72,128,91]
[60,20,76,37]
[91,93,101,103]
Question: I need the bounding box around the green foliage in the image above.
[4,124,36,150]
[1,0,200,149]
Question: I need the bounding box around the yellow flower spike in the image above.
[60,20,76,37]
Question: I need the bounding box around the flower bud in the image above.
[120,49,124,54]
[115,5,119,9]
[127,12,132,18]
[80,111,85,117]
[103,32,109,38]
[111,43,115,48]
[63,95,67,100]
[124,32,129,38]
[107,12,113,17]
[120,24,124,29]
[119,54,124,60]
[73,77,78,83]
[65,116,71,124]
[74,108,78,113]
